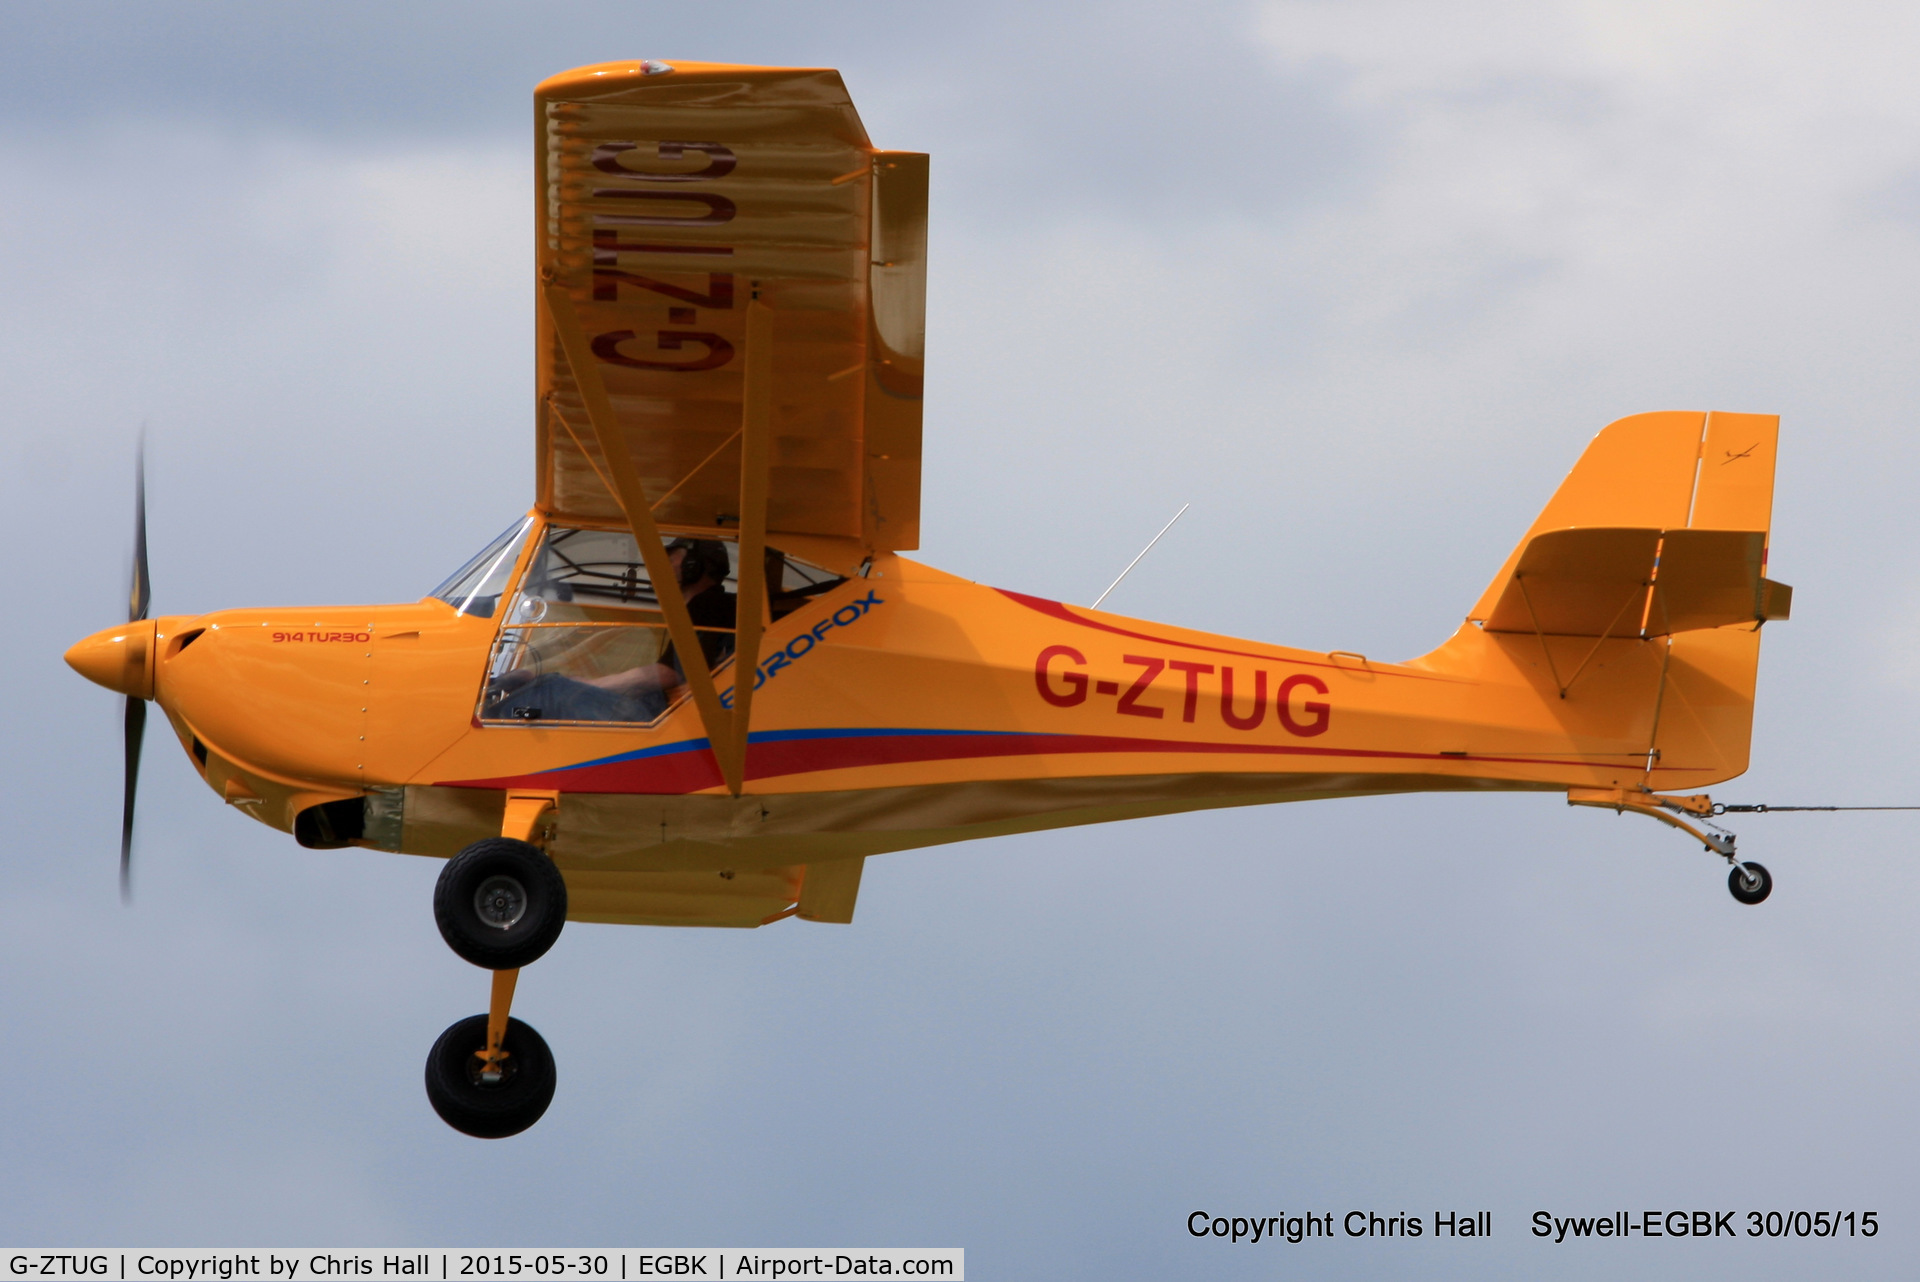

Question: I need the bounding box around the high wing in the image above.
[532,59,927,559]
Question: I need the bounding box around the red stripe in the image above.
[448,748,722,795]
[996,590,1446,680]
[440,730,1702,796]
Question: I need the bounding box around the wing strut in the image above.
[540,280,741,792]
[722,296,774,790]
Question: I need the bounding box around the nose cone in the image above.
[65,620,155,698]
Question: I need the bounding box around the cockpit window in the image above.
[429,517,534,619]
[478,525,846,726]
[516,525,711,611]
[765,547,851,619]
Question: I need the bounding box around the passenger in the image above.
[489,539,735,722]
[666,537,739,669]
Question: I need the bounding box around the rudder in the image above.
[1647,412,1783,784]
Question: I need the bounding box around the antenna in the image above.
[1091,503,1189,610]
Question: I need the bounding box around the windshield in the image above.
[429,517,534,619]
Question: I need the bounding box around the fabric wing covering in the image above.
[534,60,927,554]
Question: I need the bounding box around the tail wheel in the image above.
[1728,861,1773,905]
[424,1013,556,1138]
[434,837,567,969]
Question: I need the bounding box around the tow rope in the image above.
[1713,804,1920,814]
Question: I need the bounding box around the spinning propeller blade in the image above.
[121,440,148,901]
[121,696,144,901]
[130,441,149,624]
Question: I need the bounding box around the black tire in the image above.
[1728,861,1773,905]
[424,1013,556,1139]
[434,837,568,969]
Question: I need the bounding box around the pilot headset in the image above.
[668,539,731,588]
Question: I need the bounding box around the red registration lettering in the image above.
[593,270,734,308]
[593,230,734,261]
[1036,645,1089,707]
[1220,666,1267,731]
[1166,660,1212,723]
[1117,655,1166,718]
[592,329,734,371]
[591,140,737,182]
[1277,673,1331,736]
[590,190,737,225]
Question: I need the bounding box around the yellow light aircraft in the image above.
[65,60,1793,1138]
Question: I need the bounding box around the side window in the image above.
[765,547,848,621]
[478,527,845,726]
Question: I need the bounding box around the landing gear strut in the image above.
[1567,786,1774,906]
[426,791,565,1138]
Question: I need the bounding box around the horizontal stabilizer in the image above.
[1485,527,1659,636]
[1486,526,1790,638]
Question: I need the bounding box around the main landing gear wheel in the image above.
[434,837,567,969]
[1728,861,1773,905]
[424,1013,556,1138]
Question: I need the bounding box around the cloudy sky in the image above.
[8,2,1920,1276]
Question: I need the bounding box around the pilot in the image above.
[489,538,735,723]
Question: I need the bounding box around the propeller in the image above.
[121,439,148,902]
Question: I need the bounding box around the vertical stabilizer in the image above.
[1468,411,1708,624]
[1445,411,1783,789]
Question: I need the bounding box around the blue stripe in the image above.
[540,726,1055,775]
[749,726,1039,744]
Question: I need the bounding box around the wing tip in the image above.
[536,60,847,100]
